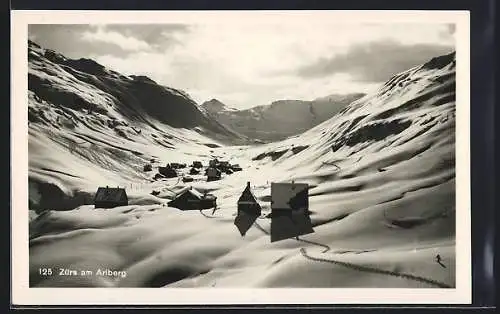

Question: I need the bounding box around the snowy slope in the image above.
[29,48,457,289]
[202,94,364,142]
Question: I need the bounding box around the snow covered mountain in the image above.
[201,93,364,142]
[28,40,244,143]
[28,45,457,289]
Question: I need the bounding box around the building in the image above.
[143,164,152,172]
[270,182,314,242]
[206,167,221,182]
[182,176,194,183]
[94,186,128,208]
[167,187,217,210]
[158,164,177,178]
[209,158,219,168]
[192,161,203,169]
[237,182,261,216]
[216,161,231,172]
[170,162,187,169]
[231,164,242,171]
[234,182,261,236]
[189,167,200,175]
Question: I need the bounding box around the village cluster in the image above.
[93,158,315,243]
[144,158,243,183]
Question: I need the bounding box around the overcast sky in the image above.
[29,23,455,109]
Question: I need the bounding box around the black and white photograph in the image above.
[11,10,471,305]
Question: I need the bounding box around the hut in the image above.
[158,164,177,178]
[218,161,230,171]
[206,167,221,182]
[231,164,242,171]
[153,173,165,180]
[167,187,217,210]
[234,182,262,236]
[192,161,203,169]
[209,158,219,168]
[270,182,314,242]
[143,164,152,172]
[182,176,194,183]
[189,167,200,175]
[170,162,187,169]
[237,182,261,216]
[94,186,128,208]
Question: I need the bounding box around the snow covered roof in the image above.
[238,182,258,204]
[94,187,127,202]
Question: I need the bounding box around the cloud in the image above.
[81,27,151,51]
[99,24,190,50]
[295,40,454,82]
[28,24,190,58]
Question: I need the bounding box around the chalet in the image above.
[192,161,203,169]
[237,182,261,216]
[182,176,194,183]
[206,167,221,182]
[143,164,152,172]
[170,162,187,169]
[158,164,177,178]
[218,161,231,171]
[153,173,165,180]
[94,186,128,208]
[234,182,262,236]
[167,187,217,210]
[270,182,314,242]
[189,167,200,175]
[209,158,219,168]
[231,164,242,171]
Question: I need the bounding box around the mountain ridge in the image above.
[28,39,246,144]
[201,93,365,142]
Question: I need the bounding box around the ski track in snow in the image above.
[299,248,452,288]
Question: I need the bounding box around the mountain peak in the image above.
[421,51,456,71]
[202,99,231,112]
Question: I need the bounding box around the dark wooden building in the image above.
[192,161,203,168]
[170,162,187,169]
[218,161,231,172]
[231,164,242,171]
[206,167,221,182]
[94,186,128,208]
[237,182,261,216]
[158,164,177,178]
[209,158,219,168]
[234,182,262,236]
[182,176,194,183]
[167,187,217,210]
[189,167,200,175]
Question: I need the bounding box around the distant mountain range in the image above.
[201,93,365,142]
